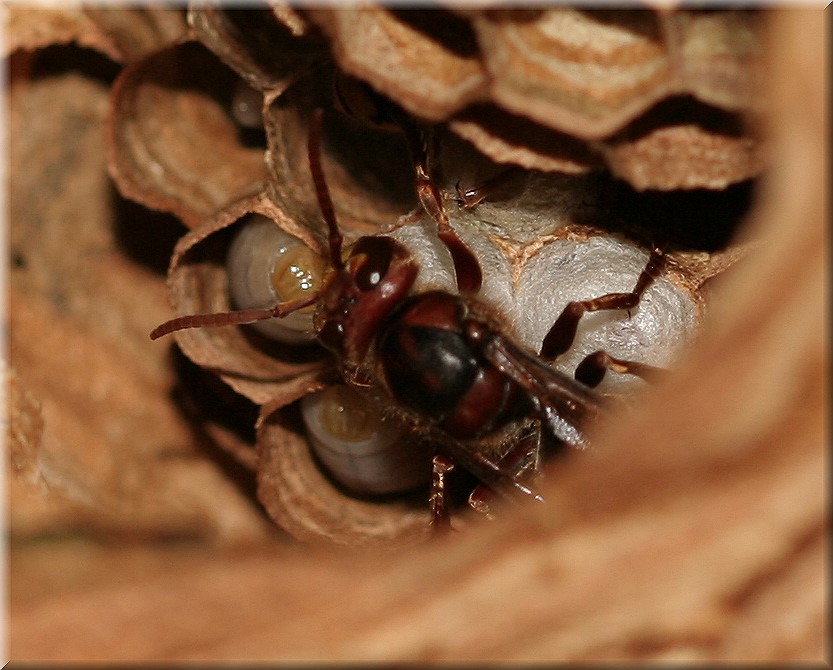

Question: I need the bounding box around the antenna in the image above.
[308,109,344,271]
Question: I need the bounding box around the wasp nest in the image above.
[13,6,761,547]
[138,6,759,546]
[8,4,825,663]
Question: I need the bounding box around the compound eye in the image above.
[350,236,395,291]
[227,215,325,343]
[300,384,429,496]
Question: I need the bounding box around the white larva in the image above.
[300,384,430,496]
[226,215,323,344]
